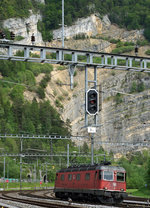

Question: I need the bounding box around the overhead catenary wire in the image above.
[0,68,67,88]
[0,79,28,87]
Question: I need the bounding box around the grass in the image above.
[0,182,54,191]
[127,188,150,198]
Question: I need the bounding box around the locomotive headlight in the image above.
[120,188,124,191]
[104,187,108,190]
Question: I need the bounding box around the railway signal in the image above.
[10,31,15,40]
[0,31,5,39]
[31,33,35,45]
[135,45,139,56]
[86,89,99,115]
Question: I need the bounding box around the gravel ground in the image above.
[0,198,40,208]
[0,191,119,208]
[0,198,119,208]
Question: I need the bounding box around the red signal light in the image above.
[90,100,95,104]
[86,89,99,115]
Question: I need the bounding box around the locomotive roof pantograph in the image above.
[57,162,125,173]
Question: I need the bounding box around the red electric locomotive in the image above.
[54,162,127,204]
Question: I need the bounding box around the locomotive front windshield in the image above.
[117,172,125,182]
[103,171,114,181]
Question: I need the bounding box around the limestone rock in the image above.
[53,14,103,40]
[53,14,144,43]
[3,13,43,45]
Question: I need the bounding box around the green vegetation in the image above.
[117,151,150,193]
[40,0,150,41]
[0,58,72,158]
[1,134,150,197]
[56,66,66,71]
[0,57,75,185]
[127,189,150,198]
[112,46,134,54]
[1,0,150,42]
[114,93,123,105]
[1,182,54,191]
[0,0,41,20]
[130,81,145,93]
[55,99,63,109]
[145,50,150,56]
[73,33,88,40]
[1,1,150,196]
[112,41,135,54]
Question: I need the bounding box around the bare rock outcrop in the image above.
[53,14,144,44]
[3,12,43,45]
[53,14,108,40]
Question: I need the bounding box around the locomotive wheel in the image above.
[55,192,61,198]
[98,196,115,204]
[113,198,123,204]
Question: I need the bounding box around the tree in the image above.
[145,158,150,187]
[82,141,89,154]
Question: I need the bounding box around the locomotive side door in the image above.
[72,173,76,189]
[94,171,99,189]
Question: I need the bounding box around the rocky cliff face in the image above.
[98,71,150,154]
[53,14,105,39]
[23,63,150,154]
[3,12,43,45]
[53,14,144,44]
[50,15,149,155]
[2,11,150,154]
[48,68,150,154]
[51,14,144,54]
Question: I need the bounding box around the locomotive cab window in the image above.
[117,172,125,182]
[76,174,80,181]
[68,174,72,181]
[103,171,113,181]
[61,174,65,181]
[85,173,90,180]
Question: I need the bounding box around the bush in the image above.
[137,82,145,92]
[41,64,53,74]
[37,86,45,99]
[73,33,87,40]
[57,66,66,71]
[40,74,51,89]
[37,20,53,42]
[10,85,25,101]
[130,81,145,93]
[144,28,150,42]
[57,95,64,101]
[114,93,123,105]
[15,36,24,41]
[130,81,137,93]
[137,40,149,46]
[55,99,63,109]
[112,46,134,54]
[145,50,150,56]
[110,39,120,44]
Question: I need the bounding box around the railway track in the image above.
[0,189,150,208]
[21,190,150,208]
[0,190,81,208]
